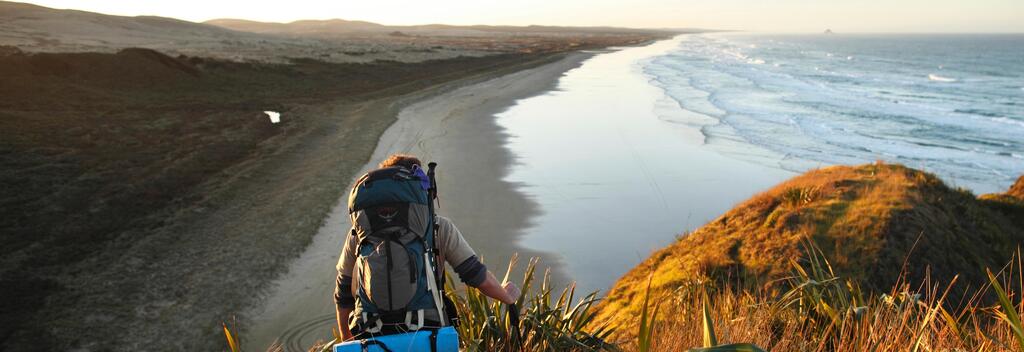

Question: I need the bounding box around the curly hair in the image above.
[378,154,422,169]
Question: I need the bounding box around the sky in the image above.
[19,0,1024,33]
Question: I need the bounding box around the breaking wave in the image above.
[642,33,1024,194]
[928,74,957,82]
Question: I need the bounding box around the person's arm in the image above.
[476,271,520,304]
[334,231,358,341]
[439,217,521,304]
[452,255,520,304]
[334,273,355,341]
[336,306,353,341]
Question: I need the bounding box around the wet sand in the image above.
[245,52,594,351]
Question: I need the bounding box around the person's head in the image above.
[378,154,430,189]
[378,154,422,170]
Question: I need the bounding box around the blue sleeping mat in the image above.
[333,327,459,352]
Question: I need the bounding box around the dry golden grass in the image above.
[613,241,1024,352]
[1008,177,1024,200]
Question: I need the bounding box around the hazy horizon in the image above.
[12,0,1024,33]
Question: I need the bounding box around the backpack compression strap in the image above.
[360,339,394,352]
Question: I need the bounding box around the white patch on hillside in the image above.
[264,111,281,124]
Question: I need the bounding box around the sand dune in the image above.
[205,17,679,37]
[0,1,493,63]
[1,1,677,64]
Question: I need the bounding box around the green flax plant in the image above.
[447,254,617,352]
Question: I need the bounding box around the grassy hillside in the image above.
[597,163,1024,338]
[1011,177,1024,199]
[980,176,1024,229]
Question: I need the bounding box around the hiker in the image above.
[334,154,520,341]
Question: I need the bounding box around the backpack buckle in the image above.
[361,312,384,334]
[404,309,425,330]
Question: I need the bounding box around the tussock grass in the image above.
[448,254,616,351]
[615,242,1024,352]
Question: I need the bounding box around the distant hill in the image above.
[0,1,250,50]
[204,18,386,35]
[204,18,678,37]
[0,1,680,63]
[0,1,496,63]
[596,163,1024,333]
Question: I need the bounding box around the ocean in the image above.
[496,33,1024,295]
[646,33,1024,194]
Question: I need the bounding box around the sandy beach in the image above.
[244,52,594,351]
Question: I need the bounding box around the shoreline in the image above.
[244,52,597,351]
[494,35,796,296]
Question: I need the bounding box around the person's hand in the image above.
[502,281,521,304]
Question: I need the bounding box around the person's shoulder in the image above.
[437,215,454,224]
[435,215,459,235]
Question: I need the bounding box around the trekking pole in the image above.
[507,303,521,350]
[427,162,438,200]
[425,162,449,325]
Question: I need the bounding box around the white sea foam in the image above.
[992,117,1024,128]
[928,74,957,82]
[641,33,1023,194]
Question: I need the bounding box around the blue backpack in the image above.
[346,165,451,334]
